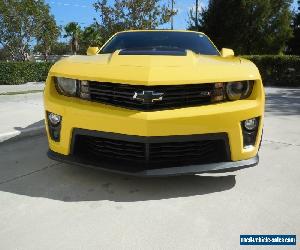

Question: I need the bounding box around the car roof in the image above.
[116,30,206,36]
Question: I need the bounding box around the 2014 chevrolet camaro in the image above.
[44,30,265,176]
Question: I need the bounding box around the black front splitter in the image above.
[48,150,259,177]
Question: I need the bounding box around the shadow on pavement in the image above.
[0,123,236,202]
[14,119,45,132]
[0,162,236,202]
[265,87,300,116]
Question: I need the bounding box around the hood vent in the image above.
[119,48,187,56]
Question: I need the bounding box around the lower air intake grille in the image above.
[72,130,230,172]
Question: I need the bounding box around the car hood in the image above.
[49,50,260,85]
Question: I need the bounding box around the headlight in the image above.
[55,77,78,96]
[225,81,254,101]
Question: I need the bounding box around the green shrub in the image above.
[1,56,299,86]
[0,61,53,85]
[242,55,300,86]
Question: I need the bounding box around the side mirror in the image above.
[86,47,100,56]
[221,48,234,57]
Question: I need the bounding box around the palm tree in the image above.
[64,22,81,55]
[195,0,199,30]
[171,0,174,29]
[82,24,102,47]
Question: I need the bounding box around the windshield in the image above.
[100,31,219,55]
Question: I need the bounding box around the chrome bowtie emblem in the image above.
[133,91,164,103]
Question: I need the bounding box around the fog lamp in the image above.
[47,112,62,142]
[48,112,61,126]
[244,118,258,131]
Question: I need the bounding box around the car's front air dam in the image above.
[48,149,259,177]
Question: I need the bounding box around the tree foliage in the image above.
[0,47,10,61]
[0,0,59,61]
[79,23,103,53]
[51,42,71,55]
[63,22,103,55]
[287,1,300,54]
[34,41,70,56]
[35,13,60,60]
[188,0,201,31]
[64,22,82,55]
[188,0,293,55]
[93,0,177,42]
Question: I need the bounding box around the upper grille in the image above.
[88,81,217,111]
[72,132,230,171]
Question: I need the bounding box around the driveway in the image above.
[0,87,299,249]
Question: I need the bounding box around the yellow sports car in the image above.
[44,30,265,176]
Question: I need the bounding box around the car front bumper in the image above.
[44,78,264,176]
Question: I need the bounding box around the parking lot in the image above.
[0,87,299,249]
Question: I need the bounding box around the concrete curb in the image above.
[0,90,44,95]
[0,125,46,143]
[0,82,45,95]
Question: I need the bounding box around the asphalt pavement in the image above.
[0,87,299,249]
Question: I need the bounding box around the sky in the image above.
[46,0,299,32]
[46,0,207,30]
